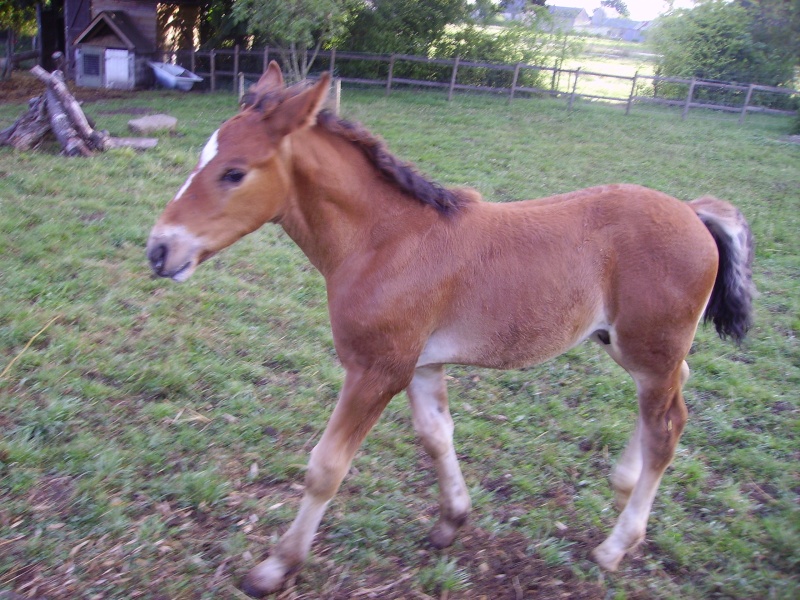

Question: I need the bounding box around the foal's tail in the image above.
[690,196,756,343]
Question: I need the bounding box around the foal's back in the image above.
[415,183,719,371]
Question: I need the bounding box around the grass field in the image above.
[561,39,657,100]
[1,86,798,599]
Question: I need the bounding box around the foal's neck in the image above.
[277,126,442,277]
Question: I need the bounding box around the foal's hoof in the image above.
[428,518,464,549]
[592,541,625,572]
[240,557,292,597]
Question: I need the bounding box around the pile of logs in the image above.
[1,66,117,156]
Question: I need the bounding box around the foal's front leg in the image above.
[241,367,400,597]
[407,365,471,548]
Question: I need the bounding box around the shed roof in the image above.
[74,11,156,53]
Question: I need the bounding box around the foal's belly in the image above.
[416,314,605,370]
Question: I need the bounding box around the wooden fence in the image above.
[163,47,798,123]
[1,49,41,71]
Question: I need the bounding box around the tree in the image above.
[0,0,37,80]
[340,0,474,56]
[650,0,796,87]
[233,0,354,82]
[737,0,800,78]
[601,0,630,18]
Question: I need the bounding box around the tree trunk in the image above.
[1,29,15,81]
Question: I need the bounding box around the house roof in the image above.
[548,7,585,19]
[604,18,638,30]
[74,11,156,53]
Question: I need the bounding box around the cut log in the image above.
[1,66,155,155]
[30,66,110,151]
[0,96,50,150]
[44,85,92,157]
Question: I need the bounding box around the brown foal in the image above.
[146,62,755,596]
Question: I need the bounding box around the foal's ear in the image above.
[266,72,332,139]
[254,60,285,93]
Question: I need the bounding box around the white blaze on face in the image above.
[172,129,220,203]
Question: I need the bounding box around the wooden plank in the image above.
[626,72,638,115]
[448,56,459,101]
[456,59,515,71]
[390,78,449,89]
[739,84,755,124]
[339,77,385,86]
[509,63,521,103]
[386,55,395,96]
[452,83,510,94]
[394,54,453,66]
[568,68,581,111]
[682,77,696,119]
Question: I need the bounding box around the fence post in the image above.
[509,63,521,104]
[210,49,216,92]
[238,72,245,101]
[682,77,696,120]
[739,84,755,124]
[551,60,559,93]
[233,44,240,91]
[625,71,638,115]
[190,47,196,74]
[448,55,460,102]
[263,47,269,72]
[332,78,341,115]
[329,48,336,74]
[386,54,395,96]
[568,68,580,110]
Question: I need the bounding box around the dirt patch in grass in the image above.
[0,72,131,106]
[448,528,609,600]
[28,476,76,518]
[306,526,635,599]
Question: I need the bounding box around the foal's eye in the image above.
[221,169,246,185]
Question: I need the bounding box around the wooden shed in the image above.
[73,9,156,89]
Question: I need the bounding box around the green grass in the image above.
[562,39,657,99]
[1,87,798,599]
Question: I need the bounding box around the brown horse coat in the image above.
[147,63,755,596]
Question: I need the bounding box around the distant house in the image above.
[546,7,592,33]
[502,0,529,21]
[588,7,650,42]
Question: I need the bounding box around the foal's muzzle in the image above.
[146,228,201,282]
[148,243,168,276]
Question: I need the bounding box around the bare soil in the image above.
[1,475,642,599]
[0,71,132,106]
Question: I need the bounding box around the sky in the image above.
[556,1,698,21]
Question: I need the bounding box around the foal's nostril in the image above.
[148,243,167,274]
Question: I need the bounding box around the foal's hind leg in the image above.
[407,365,471,548]
[610,361,690,511]
[593,365,688,571]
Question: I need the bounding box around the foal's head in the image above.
[147,62,330,281]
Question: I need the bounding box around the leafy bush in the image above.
[651,0,797,89]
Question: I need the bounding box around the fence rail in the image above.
[1,49,41,70]
[162,46,799,122]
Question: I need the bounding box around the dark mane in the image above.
[243,82,467,215]
[314,110,466,215]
